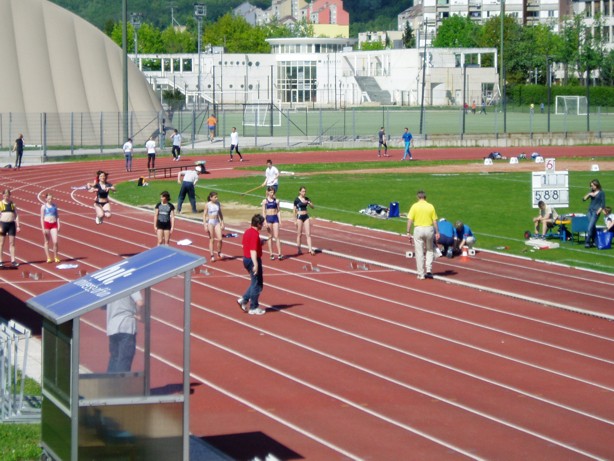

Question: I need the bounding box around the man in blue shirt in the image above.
[454,221,476,251]
[401,128,414,160]
[436,219,455,258]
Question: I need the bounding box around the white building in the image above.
[398,0,614,51]
[135,37,498,110]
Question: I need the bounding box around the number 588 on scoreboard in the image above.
[531,171,569,208]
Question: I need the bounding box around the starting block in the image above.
[194,266,211,276]
[22,271,42,280]
[302,262,320,272]
[350,261,370,271]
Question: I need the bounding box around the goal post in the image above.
[243,101,282,127]
[555,96,588,115]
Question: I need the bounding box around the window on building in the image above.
[277,61,318,103]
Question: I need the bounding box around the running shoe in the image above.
[248,308,266,316]
[237,297,248,313]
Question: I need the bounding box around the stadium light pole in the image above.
[547,56,552,133]
[122,0,129,142]
[419,20,428,135]
[131,13,142,61]
[194,4,206,111]
[500,0,506,133]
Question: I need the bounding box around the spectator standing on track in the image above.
[122,138,134,172]
[262,186,283,261]
[40,193,61,263]
[261,159,280,193]
[204,191,225,261]
[377,127,388,157]
[294,186,315,255]
[106,291,144,372]
[436,218,455,258]
[406,190,439,280]
[207,114,217,142]
[171,130,182,161]
[229,127,243,162]
[237,214,266,316]
[454,221,476,251]
[146,136,157,171]
[0,189,20,268]
[401,127,414,160]
[89,171,115,225]
[154,191,175,245]
[176,167,199,214]
[583,179,606,248]
[12,134,24,169]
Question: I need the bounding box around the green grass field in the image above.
[171,106,614,141]
[114,159,614,274]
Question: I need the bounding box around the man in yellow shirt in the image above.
[407,190,439,280]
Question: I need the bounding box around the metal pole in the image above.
[586,64,590,132]
[122,0,129,142]
[500,0,506,133]
[547,58,551,133]
[462,63,466,137]
[419,21,428,135]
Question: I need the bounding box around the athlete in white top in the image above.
[145,136,157,170]
[261,159,280,193]
[229,127,243,162]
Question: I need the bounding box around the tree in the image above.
[163,88,186,121]
[202,13,270,53]
[480,16,525,84]
[110,22,164,53]
[161,26,196,54]
[402,21,415,49]
[432,16,480,48]
[361,41,385,51]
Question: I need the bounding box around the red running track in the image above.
[1,149,613,460]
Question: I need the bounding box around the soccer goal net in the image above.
[243,101,282,127]
[555,96,588,115]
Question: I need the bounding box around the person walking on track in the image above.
[407,190,439,280]
[237,214,267,316]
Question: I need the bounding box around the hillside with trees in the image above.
[50,0,409,35]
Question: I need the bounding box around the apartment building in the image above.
[398,0,614,50]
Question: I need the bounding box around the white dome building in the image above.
[0,0,162,148]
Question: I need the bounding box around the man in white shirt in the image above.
[122,138,133,172]
[229,127,243,162]
[171,129,182,161]
[261,159,279,193]
[177,167,199,213]
[146,136,157,170]
[107,291,144,373]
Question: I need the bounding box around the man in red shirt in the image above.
[237,214,266,315]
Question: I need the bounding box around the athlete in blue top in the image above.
[401,128,414,160]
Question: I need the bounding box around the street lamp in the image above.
[194,3,207,110]
[130,13,142,63]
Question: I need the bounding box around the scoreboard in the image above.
[531,159,569,208]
